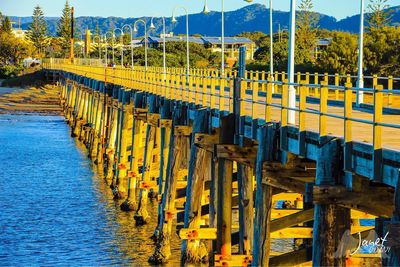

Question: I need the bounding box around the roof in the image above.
[143,36,254,45]
[146,36,205,44]
[318,38,333,46]
[202,37,254,45]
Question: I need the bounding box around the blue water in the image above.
[0,115,180,266]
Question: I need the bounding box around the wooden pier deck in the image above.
[43,60,400,267]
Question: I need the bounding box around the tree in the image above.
[94,23,101,37]
[57,0,72,57]
[367,0,393,29]
[296,0,319,64]
[26,5,48,55]
[2,16,13,34]
[0,32,32,78]
[364,26,400,77]
[0,12,3,31]
[318,32,359,75]
[254,36,289,70]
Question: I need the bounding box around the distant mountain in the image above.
[9,4,400,37]
[335,5,400,32]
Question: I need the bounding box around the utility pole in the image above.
[356,0,365,106]
[287,0,296,124]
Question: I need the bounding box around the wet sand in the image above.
[0,85,62,115]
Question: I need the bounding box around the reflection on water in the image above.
[0,115,180,266]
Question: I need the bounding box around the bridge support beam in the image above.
[312,138,350,266]
[180,109,211,263]
[135,94,160,225]
[148,102,189,264]
[153,99,173,238]
[252,122,277,267]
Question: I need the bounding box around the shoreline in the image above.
[0,84,62,116]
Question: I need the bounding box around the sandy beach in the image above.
[0,85,62,115]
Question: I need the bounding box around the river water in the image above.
[0,115,180,266]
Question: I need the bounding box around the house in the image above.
[315,38,333,59]
[144,36,205,49]
[12,28,27,39]
[141,35,255,61]
[201,37,255,61]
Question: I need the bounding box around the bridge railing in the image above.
[44,58,399,105]
[43,60,400,170]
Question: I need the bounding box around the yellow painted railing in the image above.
[43,59,400,168]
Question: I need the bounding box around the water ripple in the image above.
[0,114,180,266]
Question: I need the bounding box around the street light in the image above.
[203,0,259,77]
[356,0,365,106]
[105,31,115,65]
[150,16,167,80]
[172,5,190,76]
[269,0,274,93]
[133,19,148,70]
[122,24,135,69]
[114,28,124,67]
[287,0,296,125]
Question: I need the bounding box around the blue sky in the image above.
[1,0,399,19]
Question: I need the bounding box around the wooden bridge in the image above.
[43,59,400,266]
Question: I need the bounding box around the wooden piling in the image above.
[216,114,235,258]
[148,103,189,264]
[252,122,277,267]
[181,108,211,263]
[312,138,350,266]
[238,163,254,255]
[135,94,159,225]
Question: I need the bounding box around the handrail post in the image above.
[388,76,393,106]
[373,84,383,183]
[344,82,353,172]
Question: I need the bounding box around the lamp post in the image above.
[150,16,167,80]
[287,0,296,125]
[203,0,260,77]
[105,31,115,65]
[172,5,189,76]
[103,34,108,66]
[114,28,124,67]
[269,0,274,92]
[123,24,135,69]
[133,19,148,70]
[356,0,365,106]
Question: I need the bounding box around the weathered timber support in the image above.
[134,123,155,223]
[153,99,172,237]
[67,83,78,128]
[80,89,92,143]
[111,89,124,193]
[121,91,144,212]
[252,122,278,267]
[312,138,350,266]
[114,105,133,199]
[216,114,235,259]
[104,105,118,186]
[72,86,85,138]
[181,108,211,263]
[84,89,95,146]
[385,173,400,266]
[134,94,159,225]
[89,92,101,160]
[95,92,107,165]
[149,103,188,264]
[238,163,254,255]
